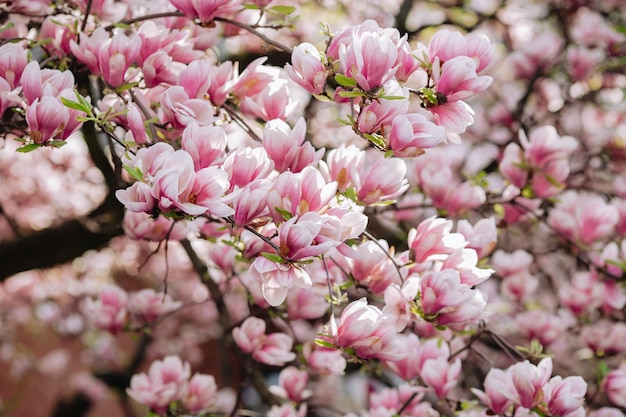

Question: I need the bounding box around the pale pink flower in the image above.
[116,181,155,214]
[84,284,128,334]
[169,0,242,23]
[263,117,324,173]
[69,27,109,76]
[25,96,69,144]
[387,113,445,157]
[249,257,312,306]
[588,408,626,417]
[547,190,619,247]
[319,144,365,192]
[332,298,405,361]
[269,366,311,402]
[357,81,409,134]
[507,357,553,409]
[407,216,467,264]
[382,276,420,331]
[515,310,566,347]
[286,286,328,320]
[233,317,296,366]
[126,356,191,413]
[231,179,271,227]
[456,217,497,259]
[267,167,337,223]
[267,403,307,417]
[351,239,402,295]
[182,373,218,412]
[98,32,141,88]
[0,43,28,89]
[419,269,486,327]
[383,332,420,380]
[122,211,189,241]
[544,376,587,417]
[241,79,299,122]
[278,212,341,261]
[222,147,273,190]
[338,30,398,92]
[420,357,461,399]
[472,368,514,415]
[305,347,346,375]
[285,43,328,95]
[354,155,409,205]
[603,365,626,408]
[129,289,183,324]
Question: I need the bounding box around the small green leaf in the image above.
[0,22,15,33]
[16,143,40,153]
[363,132,387,150]
[123,165,144,182]
[419,87,438,105]
[343,187,357,202]
[268,5,296,14]
[384,150,394,158]
[260,252,284,263]
[274,206,294,221]
[243,3,260,9]
[598,360,610,379]
[379,95,406,100]
[314,338,335,348]
[49,140,67,148]
[337,90,365,98]
[334,74,357,87]
[61,96,89,113]
[313,93,331,102]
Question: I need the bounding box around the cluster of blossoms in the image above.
[1,0,626,416]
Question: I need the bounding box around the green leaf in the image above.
[0,22,15,33]
[419,87,438,105]
[343,187,357,202]
[598,361,610,379]
[313,93,331,102]
[274,206,293,221]
[334,74,357,88]
[384,150,394,158]
[60,96,89,113]
[314,338,335,348]
[16,143,40,153]
[379,95,406,100]
[123,165,144,182]
[337,90,366,98]
[243,3,260,9]
[268,5,296,14]
[260,252,284,263]
[363,132,387,150]
[49,140,67,148]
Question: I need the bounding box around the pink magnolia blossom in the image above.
[241,79,299,122]
[408,216,467,264]
[84,284,128,334]
[419,269,486,328]
[181,123,227,171]
[544,375,587,417]
[285,43,328,95]
[126,355,191,413]
[547,190,619,247]
[357,81,409,134]
[456,217,497,259]
[507,357,553,409]
[122,211,189,241]
[0,43,28,89]
[338,30,398,92]
[354,155,409,205]
[249,257,312,306]
[319,144,365,192]
[472,368,515,415]
[420,356,462,399]
[20,61,75,105]
[128,289,183,324]
[25,96,70,144]
[69,27,109,76]
[116,182,156,214]
[387,113,445,157]
[267,167,337,223]
[233,317,296,366]
[263,118,324,173]
[231,179,271,227]
[222,147,273,190]
[169,0,242,23]
[269,366,311,402]
[98,32,141,88]
[182,373,218,412]
[332,298,405,361]
[305,347,347,375]
[351,239,402,295]
[603,365,626,408]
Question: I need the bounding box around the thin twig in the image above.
[80,0,93,32]
[214,17,293,54]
